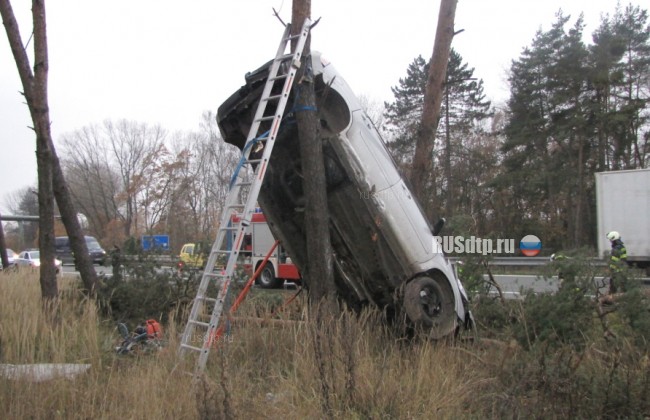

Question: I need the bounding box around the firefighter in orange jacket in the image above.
[606,231,628,294]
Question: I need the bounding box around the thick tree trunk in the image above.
[291,2,336,304]
[50,148,99,294]
[443,83,453,216]
[0,0,58,297]
[0,212,9,268]
[35,132,58,299]
[410,0,458,206]
[1,0,98,295]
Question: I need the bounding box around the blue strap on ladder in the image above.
[229,130,269,190]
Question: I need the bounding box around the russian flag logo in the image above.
[520,235,542,257]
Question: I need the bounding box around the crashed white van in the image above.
[217,52,472,338]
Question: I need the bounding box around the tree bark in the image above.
[443,81,453,216]
[0,0,98,295]
[291,2,336,304]
[50,147,99,294]
[410,0,458,206]
[0,0,57,297]
[0,212,9,268]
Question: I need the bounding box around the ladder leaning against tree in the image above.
[178,18,312,376]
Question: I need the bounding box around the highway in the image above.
[486,274,650,299]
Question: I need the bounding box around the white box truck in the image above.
[596,168,650,274]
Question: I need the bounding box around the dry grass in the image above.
[1,271,648,419]
[0,272,480,419]
[0,272,196,419]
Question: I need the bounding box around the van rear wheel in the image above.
[257,263,281,289]
[404,275,456,339]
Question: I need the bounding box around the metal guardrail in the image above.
[122,255,606,268]
[447,256,607,267]
[0,214,64,221]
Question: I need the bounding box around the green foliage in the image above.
[494,5,650,249]
[615,288,650,346]
[470,295,513,334]
[97,252,198,324]
[478,339,650,419]
[512,289,594,350]
[383,49,495,220]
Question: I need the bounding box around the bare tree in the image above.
[105,120,167,237]
[291,0,336,303]
[357,93,386,128]
[60,115,237,250]
[1,0,99,296]
[6,187,39,249]
[409,0,458,204]
[166,112,238,250]
[60,125,121,240]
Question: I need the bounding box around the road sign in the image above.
[141,235,170,251]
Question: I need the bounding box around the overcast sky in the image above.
[0,0,640,213]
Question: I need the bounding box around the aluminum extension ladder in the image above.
[179,18,312,375]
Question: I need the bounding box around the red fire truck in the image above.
[230,211,301,289]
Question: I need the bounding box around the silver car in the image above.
[15,249,62,274]
[217,52,472,338]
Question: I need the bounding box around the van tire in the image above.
[257,263,281,289]
[404,275,456,339]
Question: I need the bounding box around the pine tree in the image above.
[383,55,428,170]
[498,12,622,248]
[611,4,650,168]
[383,49,492,219]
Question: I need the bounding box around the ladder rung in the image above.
[197,296,218,304]
[268,74,288,82]
[180,343,203,352]
[247,159,262,164]
[255,115,277,123]
[285,33,302,41]
[203,271,226,278]
[244,137,268,147]
[190,320,211,328]
[276,53,294,62]
[263,94,285,102]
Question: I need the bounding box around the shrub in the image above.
[97,252,198,325]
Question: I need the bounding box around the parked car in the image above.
[15,249,62,273]
[6,248,17,266]
[0,248,18,270]
[55,236,106,265]
[217,52,472,338]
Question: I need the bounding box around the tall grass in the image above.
[0,272,196,419]
[1,270,649,418]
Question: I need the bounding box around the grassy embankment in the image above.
[1,269,648,419]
